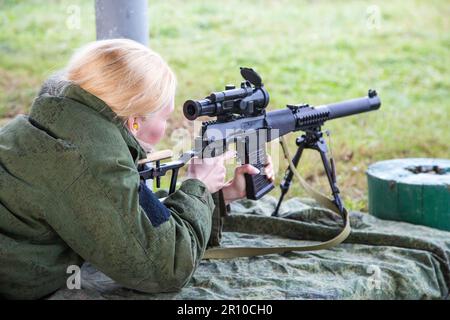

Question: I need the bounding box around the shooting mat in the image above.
[49,196,450,300]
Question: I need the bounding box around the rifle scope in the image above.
[183,68,270,120]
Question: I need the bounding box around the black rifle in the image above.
[139,68,381,215]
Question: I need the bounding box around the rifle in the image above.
[138,67,381,217]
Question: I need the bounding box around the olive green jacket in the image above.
[0,76,224,299]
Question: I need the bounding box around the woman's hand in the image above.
[221,155,274,205]
[186,151,235,194]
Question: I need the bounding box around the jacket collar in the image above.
[37,75,147,163]
[64,84,147,163]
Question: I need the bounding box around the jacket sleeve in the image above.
[47,161,215,293]
[207,190,229,248]
[150,187,229,248]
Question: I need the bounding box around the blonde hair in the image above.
[65,39,176,119]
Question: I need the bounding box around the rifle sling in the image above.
[203,135,351,260]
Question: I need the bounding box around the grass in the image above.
[0,0,449,211]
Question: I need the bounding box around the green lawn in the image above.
[1,0,449,211]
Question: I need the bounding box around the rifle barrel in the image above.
[316,90,381,120]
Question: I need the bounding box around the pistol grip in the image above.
[245,161,274,200]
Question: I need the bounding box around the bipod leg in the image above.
[273,138,306,216]
[315,137,345,215]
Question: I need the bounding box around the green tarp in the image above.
[49,196,450,300]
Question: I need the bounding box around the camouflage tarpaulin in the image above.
[49,196,450,300]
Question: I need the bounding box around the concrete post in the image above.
[95,0,149,45]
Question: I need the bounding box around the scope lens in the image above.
[183,100,201,120]
[186,104,196,116]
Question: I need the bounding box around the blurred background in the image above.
[0,0,448,211]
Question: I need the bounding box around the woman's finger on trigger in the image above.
[246,164,260,175]
[265,167,275,181]
[263,162,271,173]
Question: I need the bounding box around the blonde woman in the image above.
[0,39,274,299]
